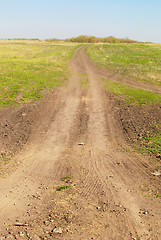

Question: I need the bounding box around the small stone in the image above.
[139,209,149,215]
[6,235,14,239]
[143,211,149,215]
[96,206,101,210]
[43,221,49,226]
[78,142,85,146]
[156,154,161,159]
[116,204,122,208]
[151,170,161,176]
[19,232,24,237]
[22,112,27,117]
[14,223,28,227]
[52,227,63,234]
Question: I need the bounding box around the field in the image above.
[0,41,161,239]
[0,40,78,106]
[87,43,161,86]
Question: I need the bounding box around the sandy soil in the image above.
[0,46,160,240]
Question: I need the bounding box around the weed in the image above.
[61,175,72,181]
[56,185,72,191]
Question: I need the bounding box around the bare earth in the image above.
[0,46,160,240]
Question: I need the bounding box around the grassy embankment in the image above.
[87,44,161,157]
[0,40,78,106]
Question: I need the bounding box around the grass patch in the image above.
[87,43,161,86]
[56,185,72,191]
[103,79,161,105]
[0,40,79,106]
[138,135,161,155]
[61,175,72,181]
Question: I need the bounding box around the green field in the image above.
[87,43,161,86]
[0,40,78,106]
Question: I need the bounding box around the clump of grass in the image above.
[61,175,72,181]
[56,185,72,191]
[87,43,161,86]
[103,79,161,105]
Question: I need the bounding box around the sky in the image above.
[0,0,160,43]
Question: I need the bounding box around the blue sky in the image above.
[0,0,160,43]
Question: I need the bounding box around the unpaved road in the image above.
[0,46,160,239]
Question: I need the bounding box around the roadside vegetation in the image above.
[104,79,161,105]
[0,40,78,106]
[66,35,137,43]
[56,185,72,191]
[87,43,161,86]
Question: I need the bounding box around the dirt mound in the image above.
[110,94,161,155]
[0,90,60,163]
[0,104,38,157]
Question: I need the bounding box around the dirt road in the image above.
[0,46,160,239]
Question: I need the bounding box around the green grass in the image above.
[87,43,161,86]
[0,40,79,106]
[61,175,72,181]
[56,185,72,191]
[103,79,161,105]
[138,135,161,155]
